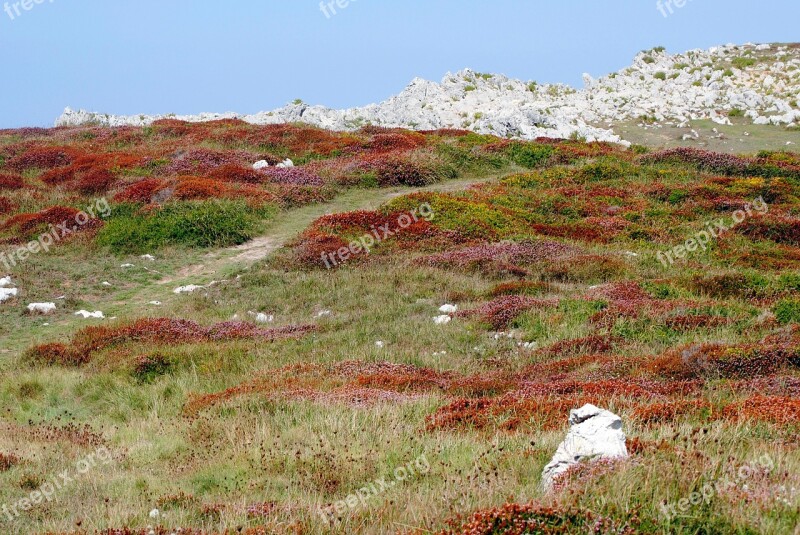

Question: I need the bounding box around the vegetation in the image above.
[0,124,798,534]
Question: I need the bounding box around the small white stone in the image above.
[148,301,162,306]
[252,160,270,170]
[251,312,274,323]
[140,254,156,261]
[433,315,452,325]
[0,288,18,303]
[438,304,458,314]
[149,508,160,519]
[173,284,204,295]
[74,310,105,319]
[121,263,135,268]
[375,341,385,348]
[0,276,12,288]
[27,303,56,315]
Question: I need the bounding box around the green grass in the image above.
[96,200,269,253]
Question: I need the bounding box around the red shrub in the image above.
[736,215,800,246]
[39,166,76,186]
[641,147,751,175]
[0,173,23,190]
[23,343,84,366]
[0,453,19,472]
[365,132,426,153]
[0,196,15,214]
[419,241,582,277]
[723,395,800,425]
[114,179,170,203]
[30,318,318,365]
[457,295,558,330]
[292,231,350,269]
[540,335,618,357]
[7,146,74,171]
[632,399,713,424]
[439,502,640,535]
[209,163,264,184]
[3,206,82,235]
[647,340,796,380]
[76,167,116,195]
[164,148,252,175]
[264,167,324,187]
[174,177,228,200]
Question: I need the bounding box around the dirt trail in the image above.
[156,175,495,287]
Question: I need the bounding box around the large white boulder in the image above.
[541,404,628,490]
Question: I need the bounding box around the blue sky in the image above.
[1,0,798,127]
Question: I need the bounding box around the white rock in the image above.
[27,303,56,315]
[173,284,204,294]
[0,287,18,303]
[315,309,332,318]
[276,158,294,168]
[120,263,135,268]
[148,508,160,519]
[249,311,274,323]
[438,304,458,314]
[375,341,385,348]
[433,315,452,325]
[140,254,156,261]
[148,301,162,306]
[74,310,105,319]
[541,404,628,490]
[101,281,112,287]
[0,276,12,288]
[252,160,270,170]
[54,43,800,145]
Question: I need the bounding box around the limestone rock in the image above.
[541,404,628,490]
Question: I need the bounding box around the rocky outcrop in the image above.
[56,43,800,145]
[541,404,628,490]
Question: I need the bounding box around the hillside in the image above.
[0,119,798,533]
[57,43,800,146]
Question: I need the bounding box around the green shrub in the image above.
[97,200,262,253]
[732,57,757,69]
[654,72,667,81]
[774,298,800,324]
[504,143,553,169]
[728,108,744,117]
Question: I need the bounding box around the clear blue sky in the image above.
[1,0,798,127]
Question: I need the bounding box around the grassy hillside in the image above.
[0,123,798,534]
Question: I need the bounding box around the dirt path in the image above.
[156,174,495,287]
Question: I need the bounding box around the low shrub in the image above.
[774,298,800,325]
[96,200,259,253]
